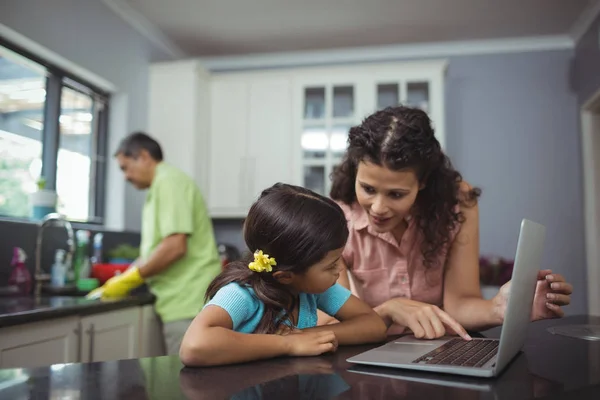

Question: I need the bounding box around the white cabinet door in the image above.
[208,74,295,216]
[0,317,79,368]
[138,304,165,357]
[246,78,294,203]
[208,79,250,217]
[80,308,140,363]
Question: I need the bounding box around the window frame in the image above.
[0,37,109,224]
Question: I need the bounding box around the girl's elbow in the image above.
[179,340,213,367]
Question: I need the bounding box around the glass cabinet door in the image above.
[301,84,354,196]
[304,87,325,120]
[407,81,430,113]
[377,83,399,110]
[301,125,327,159]
[333,86,354,119]
[303,165,326,195]
[376,81,430,113]
[330,125,350,158]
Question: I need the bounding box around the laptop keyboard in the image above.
[412,338,499,367]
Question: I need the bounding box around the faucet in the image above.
[34,213,75,298]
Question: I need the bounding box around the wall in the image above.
[0,0,173,231]
[445,50,585,314]
[573,14,600,104]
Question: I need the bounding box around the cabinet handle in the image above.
[74,322,82,362]
[86,324,95,362]
[239,156,247,208]
[246,157,256,206]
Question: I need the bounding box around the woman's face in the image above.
[355,161,421,233]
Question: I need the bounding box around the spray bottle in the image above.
[8,247,32,295]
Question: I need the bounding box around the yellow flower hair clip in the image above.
[248,250,277,273]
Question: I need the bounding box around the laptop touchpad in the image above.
[359,341,443,363]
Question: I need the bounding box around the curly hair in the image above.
[330,106,481,269]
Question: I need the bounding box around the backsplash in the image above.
[0,218,142,292]
[0,218,247,292]
[212,219,245,254]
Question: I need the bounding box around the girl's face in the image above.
[289,247,344,294]
[355,161,421,234]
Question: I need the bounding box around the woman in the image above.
[322,105,573,338]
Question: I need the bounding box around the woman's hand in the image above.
[376,298,471,340]
[284,331,338,356]
[493,269,572,322]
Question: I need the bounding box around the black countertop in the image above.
[0,293,156,328]
[0,315,599,399]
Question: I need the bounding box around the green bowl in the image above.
[77,278,99,292]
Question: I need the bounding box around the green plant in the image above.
[108,244,140,260]
[36,177,47,190]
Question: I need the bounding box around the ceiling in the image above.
[119,0,593,57]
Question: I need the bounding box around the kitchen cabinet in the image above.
[207,79,249,217]
[0,306,161,368]
[139,304,165,357]
[247,78,295,205]
[292,60,447,196]
[208,73,294,217]
[80,308,140,363]
[148,59,447,216]
[0,317,79,369]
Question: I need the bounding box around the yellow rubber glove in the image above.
[86,267,144,300]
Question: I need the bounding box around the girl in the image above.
[179,183,387,367]
[321,105,573,338]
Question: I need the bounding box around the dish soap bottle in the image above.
[91,232,103,264]
[51,249,67,287]
[8,247,32,295]
[73,230,90,283]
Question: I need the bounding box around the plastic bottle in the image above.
[73,230,90,283]
[8,247,32,295]
[51,249,67,287]
[91,233,103,264]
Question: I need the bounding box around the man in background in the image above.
[88,132,221,355]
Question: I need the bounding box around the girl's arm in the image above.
[316,268,351,325]
[304,293,388,345]
[179,306,337,367]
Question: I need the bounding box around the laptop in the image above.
[347,219,546,378]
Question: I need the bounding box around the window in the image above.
[0,41,108,222]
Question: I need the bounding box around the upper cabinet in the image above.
[208,73,294,217]
[292,61,447,197]
[148,59,447,217]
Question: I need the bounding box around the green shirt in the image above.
[141,162,221,322]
